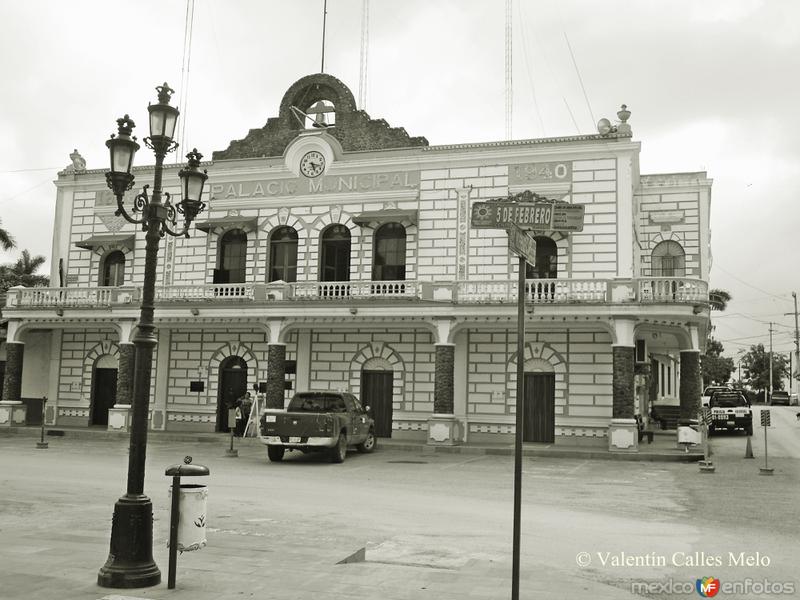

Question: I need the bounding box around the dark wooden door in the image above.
[217,358,248,432]
[523,373,555,443]
[91,368,118,426]
[361,370,393,437]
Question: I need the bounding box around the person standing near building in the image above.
[240,391,254,437]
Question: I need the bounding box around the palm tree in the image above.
[1,249,49,289]
[708,289,731,311]
[0,218,15,251]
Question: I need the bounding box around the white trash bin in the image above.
[168,483,208,552]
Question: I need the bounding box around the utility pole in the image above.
[785,292,800,396]
[768,322,773,404]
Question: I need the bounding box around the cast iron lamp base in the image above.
[97,495,161,588]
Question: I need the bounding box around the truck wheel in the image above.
[267,446,285,462]
[330,432,347,463]
[357,429,376,453]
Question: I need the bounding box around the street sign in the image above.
[551,204,585,231]
[471,201,585,232]
[506,224,537,264]
[761,410,771,427]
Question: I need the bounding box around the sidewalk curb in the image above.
[0,426,703,462]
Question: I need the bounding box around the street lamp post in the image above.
[98,83,207,589]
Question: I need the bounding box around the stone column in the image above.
[679,350,701,423]
[608,345,637,452]
[428,343,461,445]
[433,344,455,414]
[116,343,135,406]
[0,342,27,427]
[265,343,286,409]
[612,346,635,419]
[107,342,136,432]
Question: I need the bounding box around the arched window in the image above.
[216,229,247,283]
[525,237,558,279]
[651,240,685,277]
[319,224,351,282]
[101,251,125,286]
[269,226,298,283]
[373,223,406,281]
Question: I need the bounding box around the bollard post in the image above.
[36,397,48,449]
[224,406,238,457]
[225,426,238,458]
[167,473,181,589]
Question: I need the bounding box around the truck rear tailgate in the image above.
[262,411,333,439]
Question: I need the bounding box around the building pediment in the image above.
[212,73,428,160]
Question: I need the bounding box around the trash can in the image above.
[165,456,210,589]
[167,483,208,552]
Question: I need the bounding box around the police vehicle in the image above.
[708,389,753,436]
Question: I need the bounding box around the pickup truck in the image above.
[708,390,753,436]
[701,385,732,407]
[259,391,376,463]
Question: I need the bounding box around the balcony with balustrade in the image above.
[1,276,709,313]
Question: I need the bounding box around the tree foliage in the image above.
[0,218,15,251]
[0,249,49,293]
[709,289,731,311]
[741,344,789,392]
[702,337,735,386]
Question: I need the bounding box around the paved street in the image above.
[0,420,798,600]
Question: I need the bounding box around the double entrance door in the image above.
[360,370,393,437]
[91,368,118,426]
[522,372,555,443]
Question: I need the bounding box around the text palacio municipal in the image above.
[210,171,420,199]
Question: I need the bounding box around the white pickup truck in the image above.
[701,385,732,407]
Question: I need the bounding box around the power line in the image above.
[563,31,594,125]
[0,178,52,203]
[0,167,60,174]
[713,263,791,302]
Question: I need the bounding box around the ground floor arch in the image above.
[90,354,118,426]
[216,355,248,432]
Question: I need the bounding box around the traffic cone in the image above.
[744,435,754,459]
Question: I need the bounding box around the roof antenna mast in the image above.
[358,0,370,110]
[505,0,513,139]
[321,0,328,73]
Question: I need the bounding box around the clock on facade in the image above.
[300,150,326,178]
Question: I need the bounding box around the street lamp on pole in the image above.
[98,83,207,589]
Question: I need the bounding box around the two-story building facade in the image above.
[0,73,711,449]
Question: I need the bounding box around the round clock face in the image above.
[300,151,326,178]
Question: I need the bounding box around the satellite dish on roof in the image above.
[597,118,613,135]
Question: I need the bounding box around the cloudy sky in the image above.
[1,0,798,364]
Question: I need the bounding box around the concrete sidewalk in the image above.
[0,424,703,462]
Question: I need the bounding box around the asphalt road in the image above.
[0,425,798,600]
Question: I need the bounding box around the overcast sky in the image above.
[1,0,798,363]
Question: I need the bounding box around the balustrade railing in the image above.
[292,280,417,300]
[155,283,255,301]
[4,277,708,309]
[638,277,708,303]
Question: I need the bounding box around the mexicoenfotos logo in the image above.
[696,577,720,597]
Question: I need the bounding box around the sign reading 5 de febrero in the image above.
[471,199,585,232]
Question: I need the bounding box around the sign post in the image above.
[469,192,585,600]
[759,409,773,475]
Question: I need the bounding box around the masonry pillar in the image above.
[428,343,462,445]
[0,342,27,427]
[265,343,286,409]
[679,350,702,422]
[612,346,636,419]
[107,342,136,432]
[608,317,638,451]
